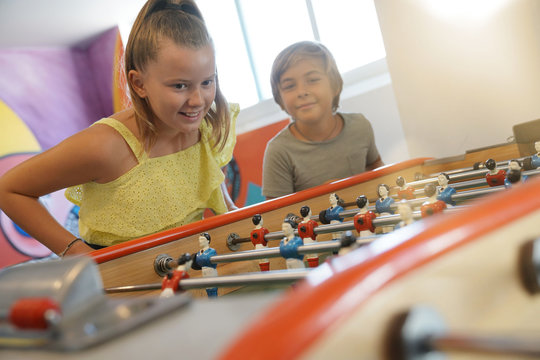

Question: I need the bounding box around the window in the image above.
[197,0,386,109]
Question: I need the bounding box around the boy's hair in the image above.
[270,41,343,113]
[125,0,230,151]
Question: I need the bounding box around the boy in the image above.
[262,41,383,198]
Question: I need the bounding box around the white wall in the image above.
[238,0,540,164]
[375,0,540,159]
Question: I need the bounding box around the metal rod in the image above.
[212,239,367,264]
[428,156,531,177]
[429,333,540,358]
[214,207,469,265]
[105,269,310,294]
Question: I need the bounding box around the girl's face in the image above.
[379,186,388,197]
[131,39,216,140]
[278,58,336,125]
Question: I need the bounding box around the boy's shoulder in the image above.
[340,112,368,122]
[267,123,294,147]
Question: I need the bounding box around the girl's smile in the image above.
[130,39,216,150]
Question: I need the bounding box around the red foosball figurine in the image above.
[160,253,191,298]
[298,205,319,268]
[250,214,270,271]
[396,176,415,200]
[421,183,447,218]
[353,195,377,237]
[484,158,506,187]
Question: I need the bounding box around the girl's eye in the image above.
[174,83,187,90]
[308,77,321,83]
[202,79,214,86]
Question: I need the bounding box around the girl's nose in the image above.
[188,87,204,106]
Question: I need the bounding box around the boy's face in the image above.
[278,58,337,125]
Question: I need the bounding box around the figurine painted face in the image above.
[535,141,540,153]
[282,221,293,236]
[508,160,521,171]
[329,193,338,206]
[199,234,209,249]
[378,185,388,198]
[437,174,448,187]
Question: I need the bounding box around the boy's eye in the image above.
[308,77,321,83]
[280,83,295,91]
[202,79,214,86]
[174,83,187,90]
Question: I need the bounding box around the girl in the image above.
[262,41,384,198]
[0,0,238,256]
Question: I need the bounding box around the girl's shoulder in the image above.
[74,116,141,182]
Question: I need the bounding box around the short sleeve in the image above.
[202,103,239,168]
[65,185,82,205]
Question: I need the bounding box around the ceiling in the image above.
[0,0,147,48]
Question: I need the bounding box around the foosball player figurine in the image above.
[396,201,414,228]
[192,232,218,298]
[280,218,305,269]
[250,214,270,271]
[298,206,319,268]
[421,183,447,218]
[436,172,456,206]
[160,253,192,298]
[505,159,527,188]
[338,231,357,256]
[534,141,540,167]
[526,141,540,170]
[396,176,415,200]
[375,184,394,233]
[353,195,377,237]
[484,158,506,187]
[318,193,344,240]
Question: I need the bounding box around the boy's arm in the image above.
[366,156,384,171]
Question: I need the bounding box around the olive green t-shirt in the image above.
[262,113,380,198]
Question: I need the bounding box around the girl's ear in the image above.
[128,70,147,98]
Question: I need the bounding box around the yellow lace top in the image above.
[65,104,239,246]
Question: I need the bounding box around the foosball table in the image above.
[3,141,540,359]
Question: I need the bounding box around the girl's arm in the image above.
[0,125,133,256]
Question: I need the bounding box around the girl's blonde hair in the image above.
[270,41,343,113]
[125,0,230,151]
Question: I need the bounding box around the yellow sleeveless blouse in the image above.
[65,104,238,246]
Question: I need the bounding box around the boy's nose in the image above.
[297,87,309,97]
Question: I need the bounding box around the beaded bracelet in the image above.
[60,238,83,257]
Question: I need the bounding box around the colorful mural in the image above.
[0,23,287,267]
[0,27,127,269]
